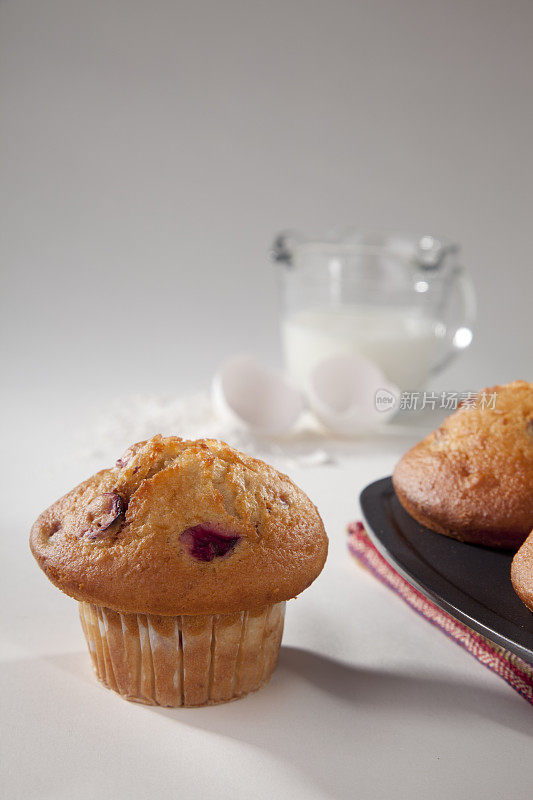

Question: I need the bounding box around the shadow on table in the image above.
[149,645,531,797]
[4,646,530,799]
[279,645,531,719]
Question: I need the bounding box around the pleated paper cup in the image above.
[78,601,286,707]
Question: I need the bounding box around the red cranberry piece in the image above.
[84,492,125,540]
[115,448,133,468]
[115,442,141,468]
[180,525,240,562]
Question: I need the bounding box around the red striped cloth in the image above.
[348,521,533,705]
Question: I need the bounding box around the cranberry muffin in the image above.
[30,436,328,706]
[511,530,533,612]
[393,381,533,548]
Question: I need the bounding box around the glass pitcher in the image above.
[272,230,476,394]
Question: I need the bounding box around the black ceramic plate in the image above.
[359,477,533,664]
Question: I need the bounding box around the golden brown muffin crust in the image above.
[511,530,533,612]
[392,381,533,548]
[30,436,328,614]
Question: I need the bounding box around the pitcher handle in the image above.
[429,264,476,376]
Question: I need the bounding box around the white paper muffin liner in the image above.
[78,601,286,707]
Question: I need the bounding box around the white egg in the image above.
[307,354,399,434]
[212,355,304,437]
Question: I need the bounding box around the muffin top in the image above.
[392,380,533,548]
[511,529,533,612]
[30,436,328,614]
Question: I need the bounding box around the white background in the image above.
[1,2,532,798]
[2,0,532,404]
